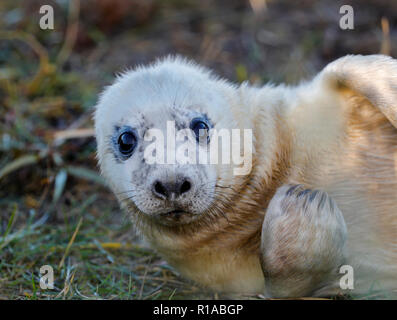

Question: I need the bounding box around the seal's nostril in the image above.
[180,180,191,195]
[153,178,191,199]
[154,181,168,198]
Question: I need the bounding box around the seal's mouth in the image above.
[160,209,186,216]
[155,208,200,226]
[159,209,191,220]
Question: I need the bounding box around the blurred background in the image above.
[0,0,396,299]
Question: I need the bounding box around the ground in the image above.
[0,0,396,299]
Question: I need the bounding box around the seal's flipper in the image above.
[260,184,347,298]
[320,54,397,129]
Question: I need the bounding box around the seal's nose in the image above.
[152,178,192,199]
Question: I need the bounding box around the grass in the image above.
[0,197,214,300]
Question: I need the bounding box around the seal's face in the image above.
[95,58,237,226]
[109,109,217,226]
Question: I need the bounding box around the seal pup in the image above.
[95,55,397,298]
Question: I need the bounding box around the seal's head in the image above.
[95,57,238,226]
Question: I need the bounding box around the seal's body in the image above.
[95,55,397,297]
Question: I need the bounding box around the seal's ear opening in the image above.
[318,54,397,129]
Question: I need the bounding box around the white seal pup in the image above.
[95,55,397,298]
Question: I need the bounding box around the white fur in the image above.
[95,55,397,298]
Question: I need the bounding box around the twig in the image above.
[380,17,391,56]
[0,149,49,180]
[56,0,80,68]
[53,128,95,144]
[59,217,83,269]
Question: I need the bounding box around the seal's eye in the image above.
[118,131,137,156]
[190,118,210,143]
